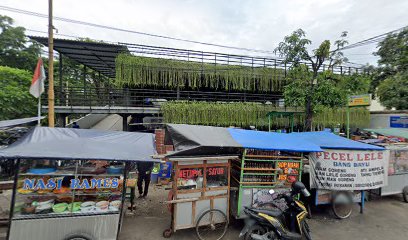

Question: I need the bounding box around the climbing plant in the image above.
[115,54,286,92]
[161,101,369,130]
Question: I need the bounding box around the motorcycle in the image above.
[239,181,312,240]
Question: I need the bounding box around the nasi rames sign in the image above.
[309,149,389,190]
[348,94,371,107]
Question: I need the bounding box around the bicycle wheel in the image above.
[332,191,353,219]
[196,209,228,240]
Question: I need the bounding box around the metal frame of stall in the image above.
[164,155,236,238]
[231,149,304,219]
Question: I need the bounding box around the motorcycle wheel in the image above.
[301,221,312,240]
[332,191,353,219]
[244,224,269,240]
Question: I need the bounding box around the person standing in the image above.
[137,161,154,198]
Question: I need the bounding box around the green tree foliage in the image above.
[0,15,42,71]
[283,65,370,110]
[274,29,349,129]
[377,71,408,110]
[0,66,37,120]
[374,28,408,109]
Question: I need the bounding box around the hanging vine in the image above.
[115,54,285,92]
[161,101,370,130]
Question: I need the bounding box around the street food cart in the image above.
[164,155,236,240]
[163,124,241,240]
[292,131,387,219]
[227,129,321,219]
[363,128,408,202]
[163,124,322,238]
[369,143,408,202]
[0,127,157,240]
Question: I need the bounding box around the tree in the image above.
[0,66,37,120]
[0,15,42,71]
[374,28,408,108]
[377,71,408,110]
[284,65,369,113]
[274,29,348,130]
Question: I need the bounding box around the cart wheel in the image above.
[403,186,408,203]
[163,228,173,238]
[196,209,228,240]
[64,233,94,240]
[332,191,353,219]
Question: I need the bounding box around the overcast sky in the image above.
[1,0,407,66]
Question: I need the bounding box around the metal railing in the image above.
[45,86,283,108]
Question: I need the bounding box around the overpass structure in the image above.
[29,36,366,130]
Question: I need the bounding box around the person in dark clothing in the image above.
[72,122,80,129]
[137,161,154,198]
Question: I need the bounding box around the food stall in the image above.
[375,143,408,201]
[0,127,157,240]
[227,129,321,219]
[292,131,387,218]
[363,128,408,202]
[163,124,241,240]
[163,124,322,239]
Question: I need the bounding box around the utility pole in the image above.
[48,0,55,127]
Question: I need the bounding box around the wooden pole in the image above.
[48,0,55,127]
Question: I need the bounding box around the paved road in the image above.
[119,187,408,240]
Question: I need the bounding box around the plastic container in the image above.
[151,173,159,184]
[27,168,56,174]
[107,166,124,174]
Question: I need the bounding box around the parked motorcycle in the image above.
[239,181,312,240]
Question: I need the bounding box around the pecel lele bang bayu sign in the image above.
[22,178,120,190]
[309,149,389,190]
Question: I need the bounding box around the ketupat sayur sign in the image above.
[309,149,389,190]
[348,94,371,107]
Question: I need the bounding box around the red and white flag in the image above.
[29,58,46,98]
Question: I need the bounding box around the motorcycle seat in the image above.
[249,208,283,217]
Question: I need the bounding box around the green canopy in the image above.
[364,128,408,139]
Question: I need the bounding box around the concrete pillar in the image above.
[122,114,129,131]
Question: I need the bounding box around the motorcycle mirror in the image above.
[268,189,275,195]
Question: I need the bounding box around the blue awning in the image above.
[290,131,384,150]
[228,128,322,152]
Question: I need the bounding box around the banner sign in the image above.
[309,149,389,190]
[390,116,408,128]
[23,178,119,190]
[348,94,371,107]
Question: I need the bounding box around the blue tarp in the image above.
[228,128,322,152]
[290,131,384,150]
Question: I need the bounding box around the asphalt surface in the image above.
[119,187,408,240]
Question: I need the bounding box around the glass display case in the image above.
[12,159,125,220]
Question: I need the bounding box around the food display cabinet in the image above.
[9,159,127,240]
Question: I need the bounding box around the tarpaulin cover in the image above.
[228,128,322,152]
[0,127,158,162]
[166,124,241,157]
[166,124,322,156]
[0,116,45,129]
[290,131,384,150]
[364,128,408,139]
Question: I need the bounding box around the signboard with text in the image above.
[390,116,408,128]
[309,149,389,190]
[348,94,371,107]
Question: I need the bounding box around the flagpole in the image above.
[48,0,55,127]
[37,95,41,126]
